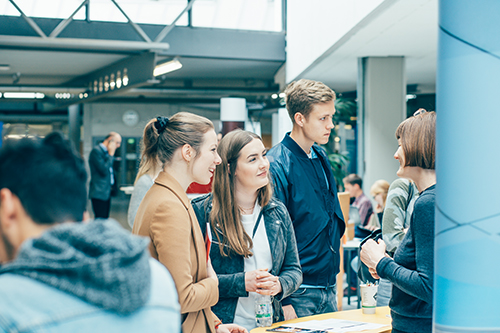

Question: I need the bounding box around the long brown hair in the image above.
[141,112,214,170]
[210,130,272,258]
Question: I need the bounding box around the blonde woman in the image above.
[192,130,302,331]
[133,113,247,333]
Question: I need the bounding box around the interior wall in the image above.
[286,0,385,82]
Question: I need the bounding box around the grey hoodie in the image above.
[0,219,151,314]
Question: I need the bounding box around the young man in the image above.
[343,174,374,238]
[89,131,122,219]
[267,79,345,318]
[0,132,180,332]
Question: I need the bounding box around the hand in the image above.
[107,140,117,156]
[282,304,297,321]
[207,259,218,284]
[256,274,282,296]
[245,268,270,292]
[368,267,380,279]
[360,239,386,270]
[216,324,248,333]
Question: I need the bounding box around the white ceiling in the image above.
[296,0,438,93]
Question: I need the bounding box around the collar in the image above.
[99,142,108,154]
[154,171,190,209]
[282,132,311,159]
[282,132,324,160]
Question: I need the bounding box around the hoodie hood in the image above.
[0,219,151,314]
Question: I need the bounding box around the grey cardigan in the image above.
[191,194,302,324]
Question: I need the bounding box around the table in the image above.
[250,306,392,333]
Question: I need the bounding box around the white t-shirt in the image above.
[233,202,272,330]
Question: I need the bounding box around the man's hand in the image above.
[107,139,118,156]
[216,324,248,333]
[282,304,298,321]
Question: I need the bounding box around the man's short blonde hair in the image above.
[284,79,336,123]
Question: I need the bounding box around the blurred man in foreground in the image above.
[0,132,180,332]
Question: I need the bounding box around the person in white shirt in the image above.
[192,129,302,331]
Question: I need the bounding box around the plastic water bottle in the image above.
[255,294,273,327]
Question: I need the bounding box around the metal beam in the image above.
[1,16,284,61]
[110,0,152,43]
[8,0,47,38]
[49,0,89,38]
[0,35,169,53]
[154,0,197,43]
[0,114,68,123]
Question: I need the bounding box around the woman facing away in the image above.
[127,142,161,229]
[360,109,436,333]
[192,129,302,331]
[376,177,419,306]
[132,113,247,333]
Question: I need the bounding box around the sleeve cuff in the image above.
[376,256,393,279]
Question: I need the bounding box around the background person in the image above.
[192,130,302,331]
[127,133,162,229]
[376,178,419,306]
[369,179,390,226]
[0,132,180,332]
[88,131,122,219]
[267,79,345,319]
[132,114,247,333]
[360,110,436,333]
[349,179,389,291]
[343,174,375,239]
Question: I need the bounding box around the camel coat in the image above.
[133,171,219,333]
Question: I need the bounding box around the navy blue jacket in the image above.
[267,133,345,287]
[192,194,302,325]
[88,144,113,201]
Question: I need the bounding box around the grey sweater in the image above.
[127,174,154,229]
[0,219,151,314]
[377,184,435,333]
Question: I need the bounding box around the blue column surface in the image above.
[436,0,500,332]
[0,121,3,147]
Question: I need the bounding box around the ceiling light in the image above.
[279,92,286,98]
[271,93,278,99]
[0,64,10,71]
[153,58,182,77]
[3,92,45,99]
[116,71,122,89]
[123,68,129,86]
[406,94,417,100]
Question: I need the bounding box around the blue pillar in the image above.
[436,1,500,331]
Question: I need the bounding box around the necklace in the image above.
[239,204,255,214]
